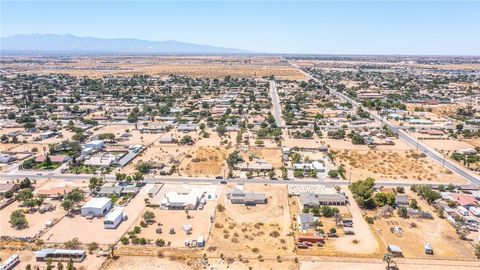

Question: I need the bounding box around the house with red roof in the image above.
[35,155,68,164]
[448,193,478,208]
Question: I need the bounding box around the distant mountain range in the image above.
[0,33,250,54]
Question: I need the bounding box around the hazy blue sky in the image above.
[1,1,479,55]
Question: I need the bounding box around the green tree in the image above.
[9,210,28,229]
[136,162,152,174]
[373,192,396,207]
[143,211,155,223]
[227,151,243,167]
[66,258,74,270]
[88,177,104,192]
[180,135,193,145]
[328,170,339,178]
[349,178,376,209]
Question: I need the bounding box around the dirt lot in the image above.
[92,124,160,146]
[0,249,106,270]
[369,192,475,260]
[0,200,66,239]
[9,56,307,80]
[240,147,283,168]
[128,200,217,248]
[405,103,461,118]
[331,149,466,184]
[104,255,298,270]
[300,260,480,270]
[123,144,190,174]
[42,185,149,245]
[105,256,193,270]
[178,147,231,178]
[206,184,295,258]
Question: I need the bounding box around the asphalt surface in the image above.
[289,61,480,185]
[269,80,285,128]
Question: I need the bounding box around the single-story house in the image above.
[299,192,320,208]
[299,192,347,207]
[161,191,201,210]
[236,160,272,171]
[36,187,73,199]
[298,213,317,230]
[0,183,20,195]
[227,188,267,205]
[97,186,124,197]
[447,193,478,208]
[35,155,68,164]
[293,161,325,172]
[395,195,409,206]
[0,154,15,164]
[84,140,105,150]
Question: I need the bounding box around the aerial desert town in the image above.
[1,1,480,270]
[0,54,479,270]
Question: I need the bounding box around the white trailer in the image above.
[0,254,20,270]
[104,208,124,229]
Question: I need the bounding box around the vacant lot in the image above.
[240,147,283,168]
[0,200,66,238]
[179,147,231,177]
[123,144,190,174]
[331,149,466,184]
[11,56,307,80]
[300,260,480,270]
[105,256,193,270]
[92,124,160,146]
[370,193,475,260]
[127,200,217,248]
[206,184,294,258]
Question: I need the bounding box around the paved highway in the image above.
[269,80,285,128]
[288,60,480,185]
[0,171,471,189]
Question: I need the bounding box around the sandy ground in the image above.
[331,188,379,255]
[92,124,161,146]
[292,187,380,257]
[104,256,193,270]
[463,139,480,148]
[42,185,149,244]
[206,184,295,258]
[123,144,190,174]
[7,56,307,80]
[300,260,480,270]
[0,200,66,238]
[129,200,217,248]
[370,192,475,260]
[422,139,474,152]
[240,147,283,168]
[331,149,466,184]
[0,249,106,270]
[178,147,231,177]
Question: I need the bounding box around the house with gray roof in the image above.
[298,213,318,230]
[227,187,267,206]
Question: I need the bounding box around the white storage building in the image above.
[81,197,112,217]
[104,207,124,229]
